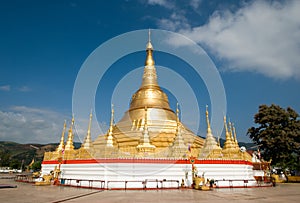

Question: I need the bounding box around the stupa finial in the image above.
[136,106,156,152]
[146,29,153,50]
[232,123,238,145]
[171,103,186,155]
[81,110,94,150]
[70,115,74,132]
[223,116,236,150]
[145,30,154,66]
[109,104,114,133]
[65,115,75,151]
[223,116,228,134]
[87,110,92,134]
[228,119,234,141]
[176,103,180,123]
[175,103,181,134]
[206,105,212,134]
[56,120,66,152]
[223,116,231,142]
[106,104,114,147]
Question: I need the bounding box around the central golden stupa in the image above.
[45,33,205,161]
[91,34,204,158]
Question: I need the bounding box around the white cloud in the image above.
[157,12,191,31]
[153,0,300,80]
[0,85,32,92]
[148,1,191,31]
[0,106,108,144]
[0,85,10,91]
[0,106,64,144]
[147,0,174,9]
[183,0,300,79]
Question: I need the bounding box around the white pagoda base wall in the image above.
[41,159,257,189]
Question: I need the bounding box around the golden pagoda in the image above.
[41,32,260,190]
[44,32,205,161]
[198,105,222,158]
[92,31,204,158]
[169,103,188,158]
[42,33,256,162]
[55,120,66,153]
[77,111,94,159]
[219,116,251,160]
[63,116,77,159]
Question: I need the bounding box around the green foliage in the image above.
[31,161,41,171]
[0,150,11,167]
[0,150,22,169]
[9,159,21,169]
[248,104,300,170]
[0,141,57,169]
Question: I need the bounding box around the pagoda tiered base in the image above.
[41,158,262,189]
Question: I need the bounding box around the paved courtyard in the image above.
[1,176,299,203]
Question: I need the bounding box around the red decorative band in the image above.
[42,158,253,166]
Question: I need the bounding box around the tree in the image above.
[0,150,11,167]
[31,161,41,171]
[247,104,300,171]
[9,159,21,169]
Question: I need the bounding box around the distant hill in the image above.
[0,141,81,168]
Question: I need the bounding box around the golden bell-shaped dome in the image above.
[118,37,177,133]
[129,37,172,112]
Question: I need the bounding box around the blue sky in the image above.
[0,0,300,144]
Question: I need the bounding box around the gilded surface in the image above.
[43,35,250,162]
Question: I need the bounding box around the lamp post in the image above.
[190,156,195,188]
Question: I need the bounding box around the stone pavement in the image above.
[0,176,299,203]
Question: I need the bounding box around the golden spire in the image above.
[56,120,66,152]
[206,105,212,134]
[88,110,92,131]
[173,103,185,147]
[224,116,229,138]
[82,110,93,149]
[129,30,172,111]
[170,103,186,158]
[223,116,234,149]
[141,29,158,87]
[144,106,148,131]
[176,103,180,123]
[175,103,181,135]
[228,120,234,141]
[198,105,218,158]
[232,123,239,146]
[145,29,154,66]
[136,106,156,152]
[109,104,114,133]
[65,116,75,151]
[107,104,114,147]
